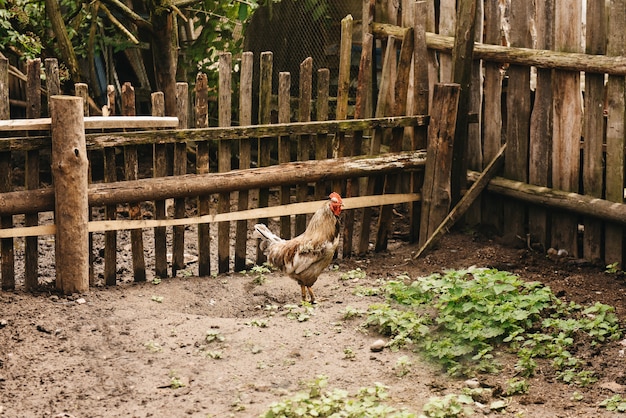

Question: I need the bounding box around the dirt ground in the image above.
[2,226,626,417]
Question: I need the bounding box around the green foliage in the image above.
[363,268,622,383]
[605,262,623,275]
[419,393,475,418]
[600,395,626,412]
[340,268,367,281]
[244,264,272,285]
[260,375,417,418]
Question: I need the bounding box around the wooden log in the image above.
[0,57,13,290]
[0,116,179,132]
[256,51,273,265]
[418,83,460,247]
[582,0,605,262]
[152,91,168,279]
[195,73,210,276]
[415,144,506,259]
[106,85,116,116]
[605,0,626,267]
[528,0,554,252]
[296,57,313,236]
[375,27,414,252]
[372,23,626,76]
[438,0,455,82]
[218,53,232,274]
[25,59,41,291]
[234,52,253,271]
[172,82,188,276]
[449,0,477,206]
[467,172,626,227]
[278,72,292,240]
[0,151,426,216]
[552,0,582,257]
[122,82,146,282]
[503,1,532,244]
[50,96,89,294]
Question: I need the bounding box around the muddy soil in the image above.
[2,229,626,417]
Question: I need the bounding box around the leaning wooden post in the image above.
[418,83,460,248]
[50,96,89,294]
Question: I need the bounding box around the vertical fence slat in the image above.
[296,57,313,235]
[104,86,117,285]
[173,82,188,275]
[278,72,292,240]
[343,32,373,256]
[235,52,253,271]
[438,0,456,82]
[582,0,605,262]
[503,1,532,244]
[529,0,554,252]
[256,51,273,265]
[314,68,330,200]
[122,82,146,282]
[25,59,41,291]
[376,27,413,252]
[195,73,211,276]
[605,0,626,266]
[552,0,583,256]
[152,91,168,279]
[419,83,461,246]
[218,53,232,273]
[0,56,13,290]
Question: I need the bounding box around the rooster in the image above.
[254,192,343,303]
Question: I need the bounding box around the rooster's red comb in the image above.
[329,192,342,203]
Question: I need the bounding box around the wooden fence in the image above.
[0,14,435,293]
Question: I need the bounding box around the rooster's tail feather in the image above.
[254,223,283,244]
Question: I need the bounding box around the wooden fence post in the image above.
[418,83,460,247]
[0,56,14,291]
[50,96,89,294]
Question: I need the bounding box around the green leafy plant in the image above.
[340,268,367,281]
[244,264,272,285]
[283,304,314,322]
[205,330,225,344]
[168,371,185,389]
[363,268,621,384]
[260,375,416,417]
[605,262,622,275]
[394,355,413,377]
[600,394,626,412]
[144,340,162,353]
[419,393,475,418]
[151,295,164,303]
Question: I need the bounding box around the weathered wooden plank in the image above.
[195,73,210,277]
[234,51,253,271]
[25,59,41,291]
[152,91,168,279]
[314,68,330,201]
[438,0,455,82]
[605,0,626,266]
[296,57,313,236]
[418,83,460,247]
[503,0,532,244]
[121,82,146,282]
[552,0,582,257]
[278,72,292,240]
[103,85,117,286]
[375,27,414,252]
[528,0,554,252]
[256,51,273,265]
[415,144,506,259]
[582,0,606,262]
[172,82,188,276]
[2,194,422,238]
[0,56,13,290]
[218,53,232,274]
[0,116,179,132]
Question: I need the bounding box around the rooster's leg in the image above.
[307,286,316,304]
[300,285,307,301]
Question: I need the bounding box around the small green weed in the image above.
[244,264,272,285]
[168,371,185,389]
[144,340,162,353]
[260,375,416,417]
[419,393,475,418]
[283,304,314,322]
[605,262,623,275]
[151,295,163,303]
[600,394,626,412]
[205,330,225,344]
[340,268,367,281]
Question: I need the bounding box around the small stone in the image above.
[49,295,59,302]
[75,298,87,305]
[464,378,480,389]
[370,339,386,352]
[600,381,625,393]
[0,319,8,328]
